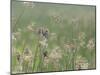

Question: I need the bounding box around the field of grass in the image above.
[11,1,96,74]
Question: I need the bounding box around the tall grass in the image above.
[11,1,96,74]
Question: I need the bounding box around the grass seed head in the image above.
[75,55,89,70]
[87,38,95,50]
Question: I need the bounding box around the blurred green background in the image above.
[11,1,96,74]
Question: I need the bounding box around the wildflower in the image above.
[23,48,32,62]
[16,51,21,63]
[49,47,62,62]
[27,22,35,32]
[37,27,49,39]
[64,43,71,50]
[22,48,33,72]
[43,56,49,66]
[64,43,76,53]
[39,39,48,48]
[42,46,61,70]
[75,55,89,70]
[54,15,62,23]
[87,38,95,50]
[27,25,33,31]
[22,48,33,69]
[44,47,62,70]
[78,32,86,41]
[43,29,49,39]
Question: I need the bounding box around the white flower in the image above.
[75,55,89,70]
[49,47,62,61]
[27,25,33,31]
[64,43,76,53]
[80,63,89,69]
[87,38,95,50]
[22,48,33,68]
[78,32,86,41]
[43,57,50,66]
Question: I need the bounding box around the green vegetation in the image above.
[11,1,96,74]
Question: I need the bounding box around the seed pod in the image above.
[43,29,49,39]
[43,51,48,57]
[16,52,21,62]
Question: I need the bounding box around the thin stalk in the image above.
[32,40,40,72]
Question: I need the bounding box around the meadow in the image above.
[11,1,96,74]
